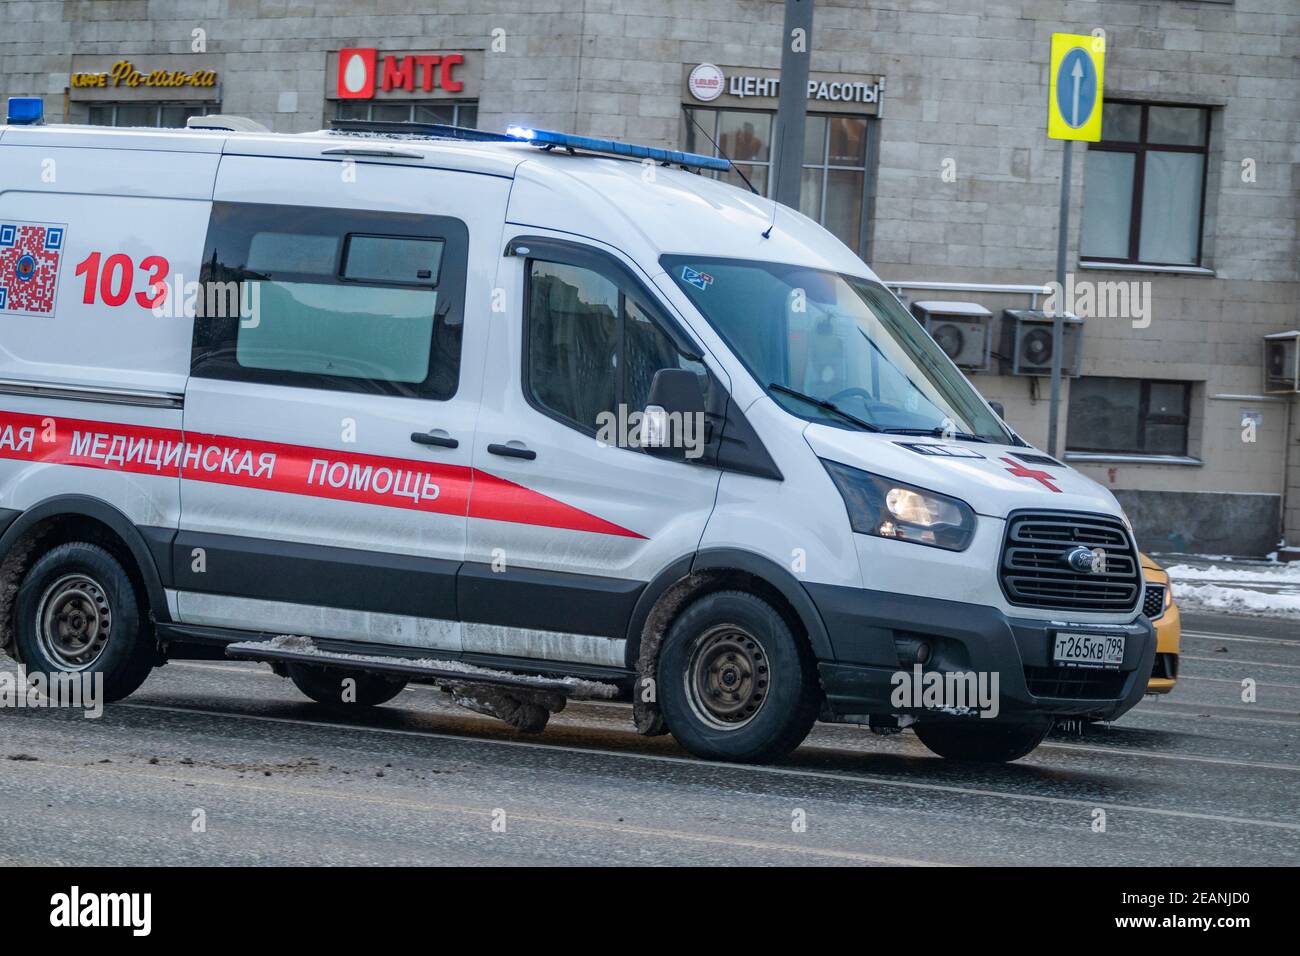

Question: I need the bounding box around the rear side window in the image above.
[192,203,468,399]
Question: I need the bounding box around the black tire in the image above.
[658,590,821,763]
[287,664,407,708]
[13,542,154,702]
[913,718,1053,763]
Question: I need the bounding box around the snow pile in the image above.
[1163,560,1300,619]
[1162,563,1300,585]
[1169,584,1300,618]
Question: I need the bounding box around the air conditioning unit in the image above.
[999,309,1083,377]
[911,300,993,372]
[1263,331,1300,394]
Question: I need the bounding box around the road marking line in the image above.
[14,756,942,867]
[1182,632,1299,647]
[115,701,1300,833]
[1179,655,1300,671]
[1174,675,1300,689]
[1039,741,1300,772]
[1130,705,1300,726]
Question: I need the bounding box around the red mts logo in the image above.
[336,47,465,98]
[0,411,641,538]
[337,47,376,99]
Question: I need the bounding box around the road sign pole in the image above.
[1047,139,1072,458]
[1044,32,1104,456]
[774,0,814,208]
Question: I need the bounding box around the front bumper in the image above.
[807,584,1156,723]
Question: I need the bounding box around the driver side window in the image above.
[525,258,703,437]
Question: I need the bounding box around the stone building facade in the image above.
[3,0,1298,556]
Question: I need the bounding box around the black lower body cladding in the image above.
[806,583,1156,723]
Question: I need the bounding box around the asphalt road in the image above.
[2,610,1297,866]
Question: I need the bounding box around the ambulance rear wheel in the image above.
[658,590,821,764]
[913,718,1053,763]
[13,542,155,702]
[287,664,407,708]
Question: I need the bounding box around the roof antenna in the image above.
[761,119,790,240]
[687,113,758,195]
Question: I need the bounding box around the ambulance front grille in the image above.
[999,511,1141,613]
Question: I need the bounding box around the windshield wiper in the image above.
[879,426,992,444]
[768,384,880,432]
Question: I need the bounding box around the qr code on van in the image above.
[0,221,66,316]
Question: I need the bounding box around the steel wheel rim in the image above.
[683,624,770,731]
[36,573,112,671]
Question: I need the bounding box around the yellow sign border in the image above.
[1048,33,1105,141]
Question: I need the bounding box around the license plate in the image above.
[1053,632,1125,669]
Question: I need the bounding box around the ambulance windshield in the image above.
[662,256,1013,444]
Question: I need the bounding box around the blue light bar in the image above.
[504,125,731,172]
[6,97,44,125]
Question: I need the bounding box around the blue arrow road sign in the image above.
[1055,47,1098,129]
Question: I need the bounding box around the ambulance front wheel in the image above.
[657,590,821,764]
[13,542,156,702]
[287,664,408,708]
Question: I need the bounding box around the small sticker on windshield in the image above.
[681,266,713,290]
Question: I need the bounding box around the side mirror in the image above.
[640,368,708,458]
[989,400,1005,420]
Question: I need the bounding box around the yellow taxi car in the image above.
[1140,554,1180,693]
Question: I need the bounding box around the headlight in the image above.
[822,460,976,551]
[1164,582,1174,609]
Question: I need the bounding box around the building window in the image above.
[1081,102,1210,267]
[683,107,870,255]
[334,100,478,128]
[1066,377,1192,456]
[87,103,220,128]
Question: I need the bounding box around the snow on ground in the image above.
[1158,557,1300,619]
[1170,583,1300,618]
[1162,562,1300,585]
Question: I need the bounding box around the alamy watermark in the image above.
[148,272,262,326]
[595,403,706,459]
[1042,273,1151,329]
[890,664,1000,719]
[50,886,151,936]
[0,665,104,719]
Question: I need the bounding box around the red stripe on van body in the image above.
[0,410,643,539]
[470,470,643,539]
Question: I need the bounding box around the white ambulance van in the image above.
[0,98,1155,763]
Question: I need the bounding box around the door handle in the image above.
[411,431,459,449]
[487,442,537,461]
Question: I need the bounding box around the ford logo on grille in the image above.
[1065,546,1107,574]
